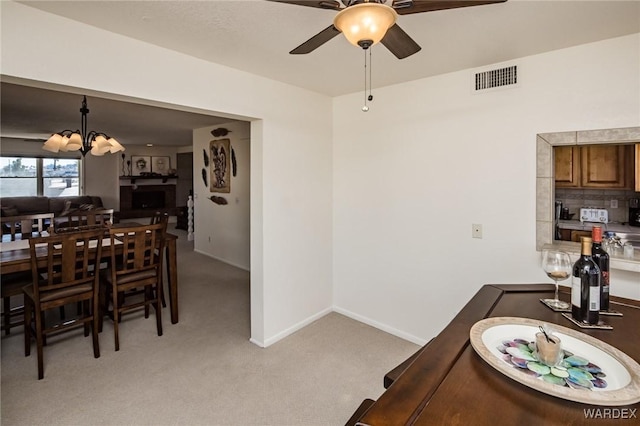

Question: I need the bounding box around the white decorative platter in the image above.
[469,317,640,406]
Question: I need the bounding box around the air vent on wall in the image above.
[474,65,518,91]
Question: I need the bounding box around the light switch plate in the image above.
[610,199,618,209]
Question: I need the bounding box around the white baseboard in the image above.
[248,337,265,348]
[332,306,428,346]
[261,307,333,348]
[193,248,250,271]
[247,306,427,348]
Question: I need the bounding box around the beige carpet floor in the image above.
[1,229,419,426]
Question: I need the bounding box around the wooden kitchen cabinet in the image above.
[554,146,580,187]
[555,144,633,189]
[635,143,640,192]
[570,229,592,242]
[557,228,572,241]
[580,145,629,188]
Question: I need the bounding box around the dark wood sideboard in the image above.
[349,284,640,425]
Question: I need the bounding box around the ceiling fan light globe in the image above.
[334,3,397,47]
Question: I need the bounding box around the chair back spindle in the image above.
[1,213,54,241]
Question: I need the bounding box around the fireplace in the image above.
[132,191,165,209]
[119,184,176,219]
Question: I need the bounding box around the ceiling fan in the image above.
[270,0,507,59]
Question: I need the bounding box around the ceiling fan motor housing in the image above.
[344,0,388,6]
[358,40,373,49]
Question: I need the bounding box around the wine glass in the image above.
[541,249,572,309]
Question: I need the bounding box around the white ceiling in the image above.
[2,0,639,146]
[0,82,235,147]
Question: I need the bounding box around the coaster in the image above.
[599,310,623,317]
[539,299,570,313]
[561,313,613,330]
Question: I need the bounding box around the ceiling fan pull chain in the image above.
[362,48,369,112]
[368,47,373,103]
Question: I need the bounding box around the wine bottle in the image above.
[571,237,601,324]
[591,226,610,312]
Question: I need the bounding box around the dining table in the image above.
[0,225,180,324]
[352,284,640,425]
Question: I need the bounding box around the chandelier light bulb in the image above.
[107,137,125,153]
[65,132,83,151]
[58,135,71,152]
[362,105,369,112]
[91,135,112,155]
[43,134,63,152]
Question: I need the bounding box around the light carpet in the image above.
[1,229,419,425]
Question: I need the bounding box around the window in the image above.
[0,157,80,197]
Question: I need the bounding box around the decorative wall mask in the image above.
[209,138,231,193]
[211,128,230,137]
[201,168,208,188]
[231,148,237,177]
[203,148,209,167]
[209,196,228,205]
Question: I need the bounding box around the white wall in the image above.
[193,122,251,270]
[1,1,334,347]
[333,34,640,345]
[84,153,119,209]
[4,1,637,349]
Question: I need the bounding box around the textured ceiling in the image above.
[17,0,640,96]
[0,82,234,146]
[2,0,639,146]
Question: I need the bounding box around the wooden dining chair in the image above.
[1,213,54,241]
[23,227,104,379]
[150,212,169,307]
[1,213,54,335]
[100,222,166,351]
[53,222,112,319]
[63,208,114,228]
[1,271,31,336]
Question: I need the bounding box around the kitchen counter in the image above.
[551,221,640,273]
[545,240,639,272]
[558,220,640,234]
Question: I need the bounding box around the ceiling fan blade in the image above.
[392,0,507,15]
[267,0,342,11]
[381,24,421,59]
[290,25,342,54]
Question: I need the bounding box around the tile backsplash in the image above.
[555,188,639,223]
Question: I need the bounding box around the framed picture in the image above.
[209,138,231,193]
[151,156,171,175]
[131,155,151,174]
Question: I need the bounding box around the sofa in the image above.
[0,195,107,232]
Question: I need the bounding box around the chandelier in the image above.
[43,96,124,157]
